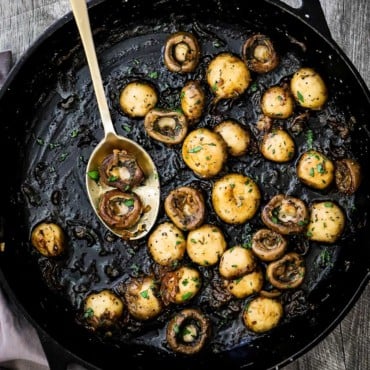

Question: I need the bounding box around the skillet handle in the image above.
[269,0,333,41]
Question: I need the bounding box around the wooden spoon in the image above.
[70,0,160,240]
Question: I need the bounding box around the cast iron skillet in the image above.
[0,0,369,369]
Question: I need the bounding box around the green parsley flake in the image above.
[297,90,305,102]
[87,170,100,181]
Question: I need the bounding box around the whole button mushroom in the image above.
[147,222,186,266]
[306,201,346,243]
[243,296,283,333]
[164,31,200,73]
[83,289,124,330]
[261,86,294,119]
[164,186,205,231]
[266,252,305,290]
[180,80,206,125]
[219,246,256,280]
[261,194,309,235]
[31,222,67,257]
[98,149,144,191]
[160,266,202,305]
[335,158,362,194]
[225,268,264,299]
[207,52,251,103]
[144,108,188,145]
[296,149,335,190]
[97,190,143,230]
[242,34,279,74]
[182,128,228,178]
[119,80,158,118]
[186,224,227,267]
[251,228,288,262]
[124,276,163,320]
[260,128,295,163]
[214,120,251,157]
[212,173,261,224]
[166,308,211,355]
[290,67,328,110]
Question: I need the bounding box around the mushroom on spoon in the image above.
[70,0,160,240]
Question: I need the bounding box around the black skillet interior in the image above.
[0,0,369,369]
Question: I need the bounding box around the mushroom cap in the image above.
[261,194,309,235]
[242,34,279,73]
[212,173,261,224]
[166,308,211,354]
[164,186,205,231]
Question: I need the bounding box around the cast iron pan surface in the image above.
[0,0,369,369]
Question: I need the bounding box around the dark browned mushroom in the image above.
[144,108,188,144]
[166,308,211,355]
[98,149,144,191]
[242,34,279,73]
[335,158,362,194]
[266,252,305,289]
[261,194,309,235]
[164,31,200,73]
[251,228,288,262]
[164,186,205,231]
[98,190,143,230]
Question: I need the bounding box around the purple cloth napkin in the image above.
[0,288,49,369]
[0,50,12,89]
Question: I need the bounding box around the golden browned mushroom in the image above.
[164,31,200,73]
[83,289,124,330]
[306,201,346,243]
[166,308,211,355]
[261,194,309,235]
[261,86,294,119]
[144,108,188,145]
[214,120,251,157]
[186,224,227,267]
[97,190,143,230]
[219,246,256,279]
[182,128,228,178]
[206,52,251,103]
[290,67,328,110]
[147,222,186,266]
[98,149,144,191]
[180,80,206,124]
[251,228,288,262]
[335,158,362,194]
[124,276,163,320]
[225,268,264,299]
[164,186,205,231]
[241,34,279,74]
[243,296,283,333]
[260,128,295,162]
[266,252,305,289]
[160,266,202,305]
[31,222,66,257]
[296,149,334,190]
[212,173,261,224]
[119,81,158,118]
